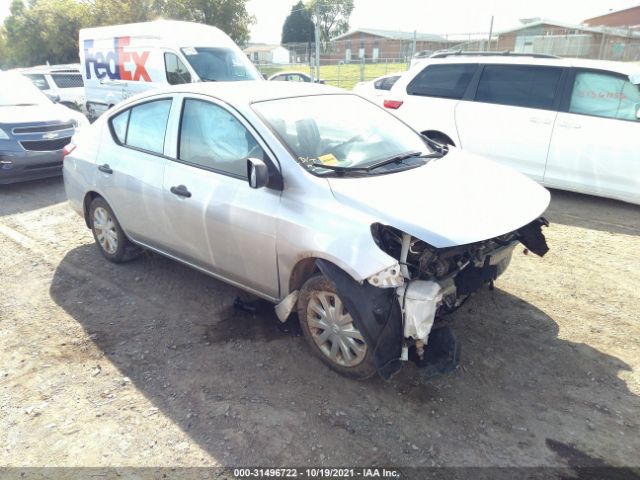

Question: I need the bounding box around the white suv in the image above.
[383,53,640,205]
[20,64,87,115]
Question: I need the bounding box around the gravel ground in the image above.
[1,177,639,471]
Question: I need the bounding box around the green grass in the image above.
[257,62,409,90]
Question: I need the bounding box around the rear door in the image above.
[97,97,173,248]
[455,64,565,181]
[544,68,640,203]
[161,95,281,299]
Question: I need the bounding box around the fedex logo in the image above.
[84,37,151,82]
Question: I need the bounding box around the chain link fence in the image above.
[254,29,640,90]
[255,59,410,90]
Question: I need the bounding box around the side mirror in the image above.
[47,94,61,103]
[247,157,269,189]
[636,106,640,120]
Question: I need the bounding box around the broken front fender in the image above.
[316,259,403,380]
[517,217,550,257]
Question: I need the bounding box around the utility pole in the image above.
[315,0,321,83]
[487,16,494,52]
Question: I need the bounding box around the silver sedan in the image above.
[63,81,551,380]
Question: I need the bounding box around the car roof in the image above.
[269,71,309,76]
[148,81,346,106]
[19,64,81,74]
[413,55,640,76]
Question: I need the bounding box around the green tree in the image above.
[82,0,160,26]
[1,0,255,67]
[281,1,313,45]
[160,0,255,46]
[2,0,89,67]
[307,0,354,52]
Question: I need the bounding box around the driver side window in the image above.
[165,53,192,85]
[178,99,265,178]
[569,70,640,121]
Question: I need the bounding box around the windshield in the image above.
[0,73,51,107]
[181,47,261,82]
[252,94,433,175]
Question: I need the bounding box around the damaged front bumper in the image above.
[317,218,550,380]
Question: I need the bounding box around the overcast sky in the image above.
[0,0,638,44]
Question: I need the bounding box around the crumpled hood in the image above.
[0,103,80,126]
[328,148,550,248]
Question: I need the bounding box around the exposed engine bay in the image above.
[306,219,549,380]
[357,218,549,378]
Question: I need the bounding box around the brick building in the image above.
[326,28,448,63]
[494,19,640,61]
[584,5,640,30]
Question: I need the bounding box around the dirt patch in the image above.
[1,179,639,468]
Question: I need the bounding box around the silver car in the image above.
[63,82,550,380]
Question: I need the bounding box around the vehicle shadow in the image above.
[546,188,640,236]
[49,244,640,467]
[0,176,66,217]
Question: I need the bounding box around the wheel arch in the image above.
[83,191,101,229]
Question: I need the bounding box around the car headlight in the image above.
[0,128,9,140]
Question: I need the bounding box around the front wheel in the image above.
[89,197,141,263]
[297,275,376,379]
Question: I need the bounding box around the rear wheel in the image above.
[89,197,140,263]
[297,275,376,379]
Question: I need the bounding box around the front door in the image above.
[545,69,640,202]
[455,64,564,181]
[162,96,281,299]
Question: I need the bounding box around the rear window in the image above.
[24,74,49,90]
[407,64,477,99]
[51,73,84,89]
[109,99,172,154]
[475,65,563,110]
[374,75,400,91]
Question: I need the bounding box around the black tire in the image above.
[89,196,141,263]
[297,275,376,380]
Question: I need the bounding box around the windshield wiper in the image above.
[311,162,370,174]
[365,150,442,171]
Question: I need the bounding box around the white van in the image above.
[19,64,87,114]
[79,20,263,119]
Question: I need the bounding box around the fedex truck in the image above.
[79,20,263,119]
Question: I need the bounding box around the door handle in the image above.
[170,185,192,198]
[558,122,582,129]
[98,164,113,174]
[529,117,551,125]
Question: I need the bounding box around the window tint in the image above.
[25,74,49,90]
[569,71,640,121]
[111,109,130,144]
[125,100,172,154]
[375,75,400,91]
[475,65,562,109]
[165,53,192,85]
[50,73,83,88]
[407,64,477,99]
[179,99,264,177]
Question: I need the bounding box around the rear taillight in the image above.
[383,99,404,109]
[62,143,76,159]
